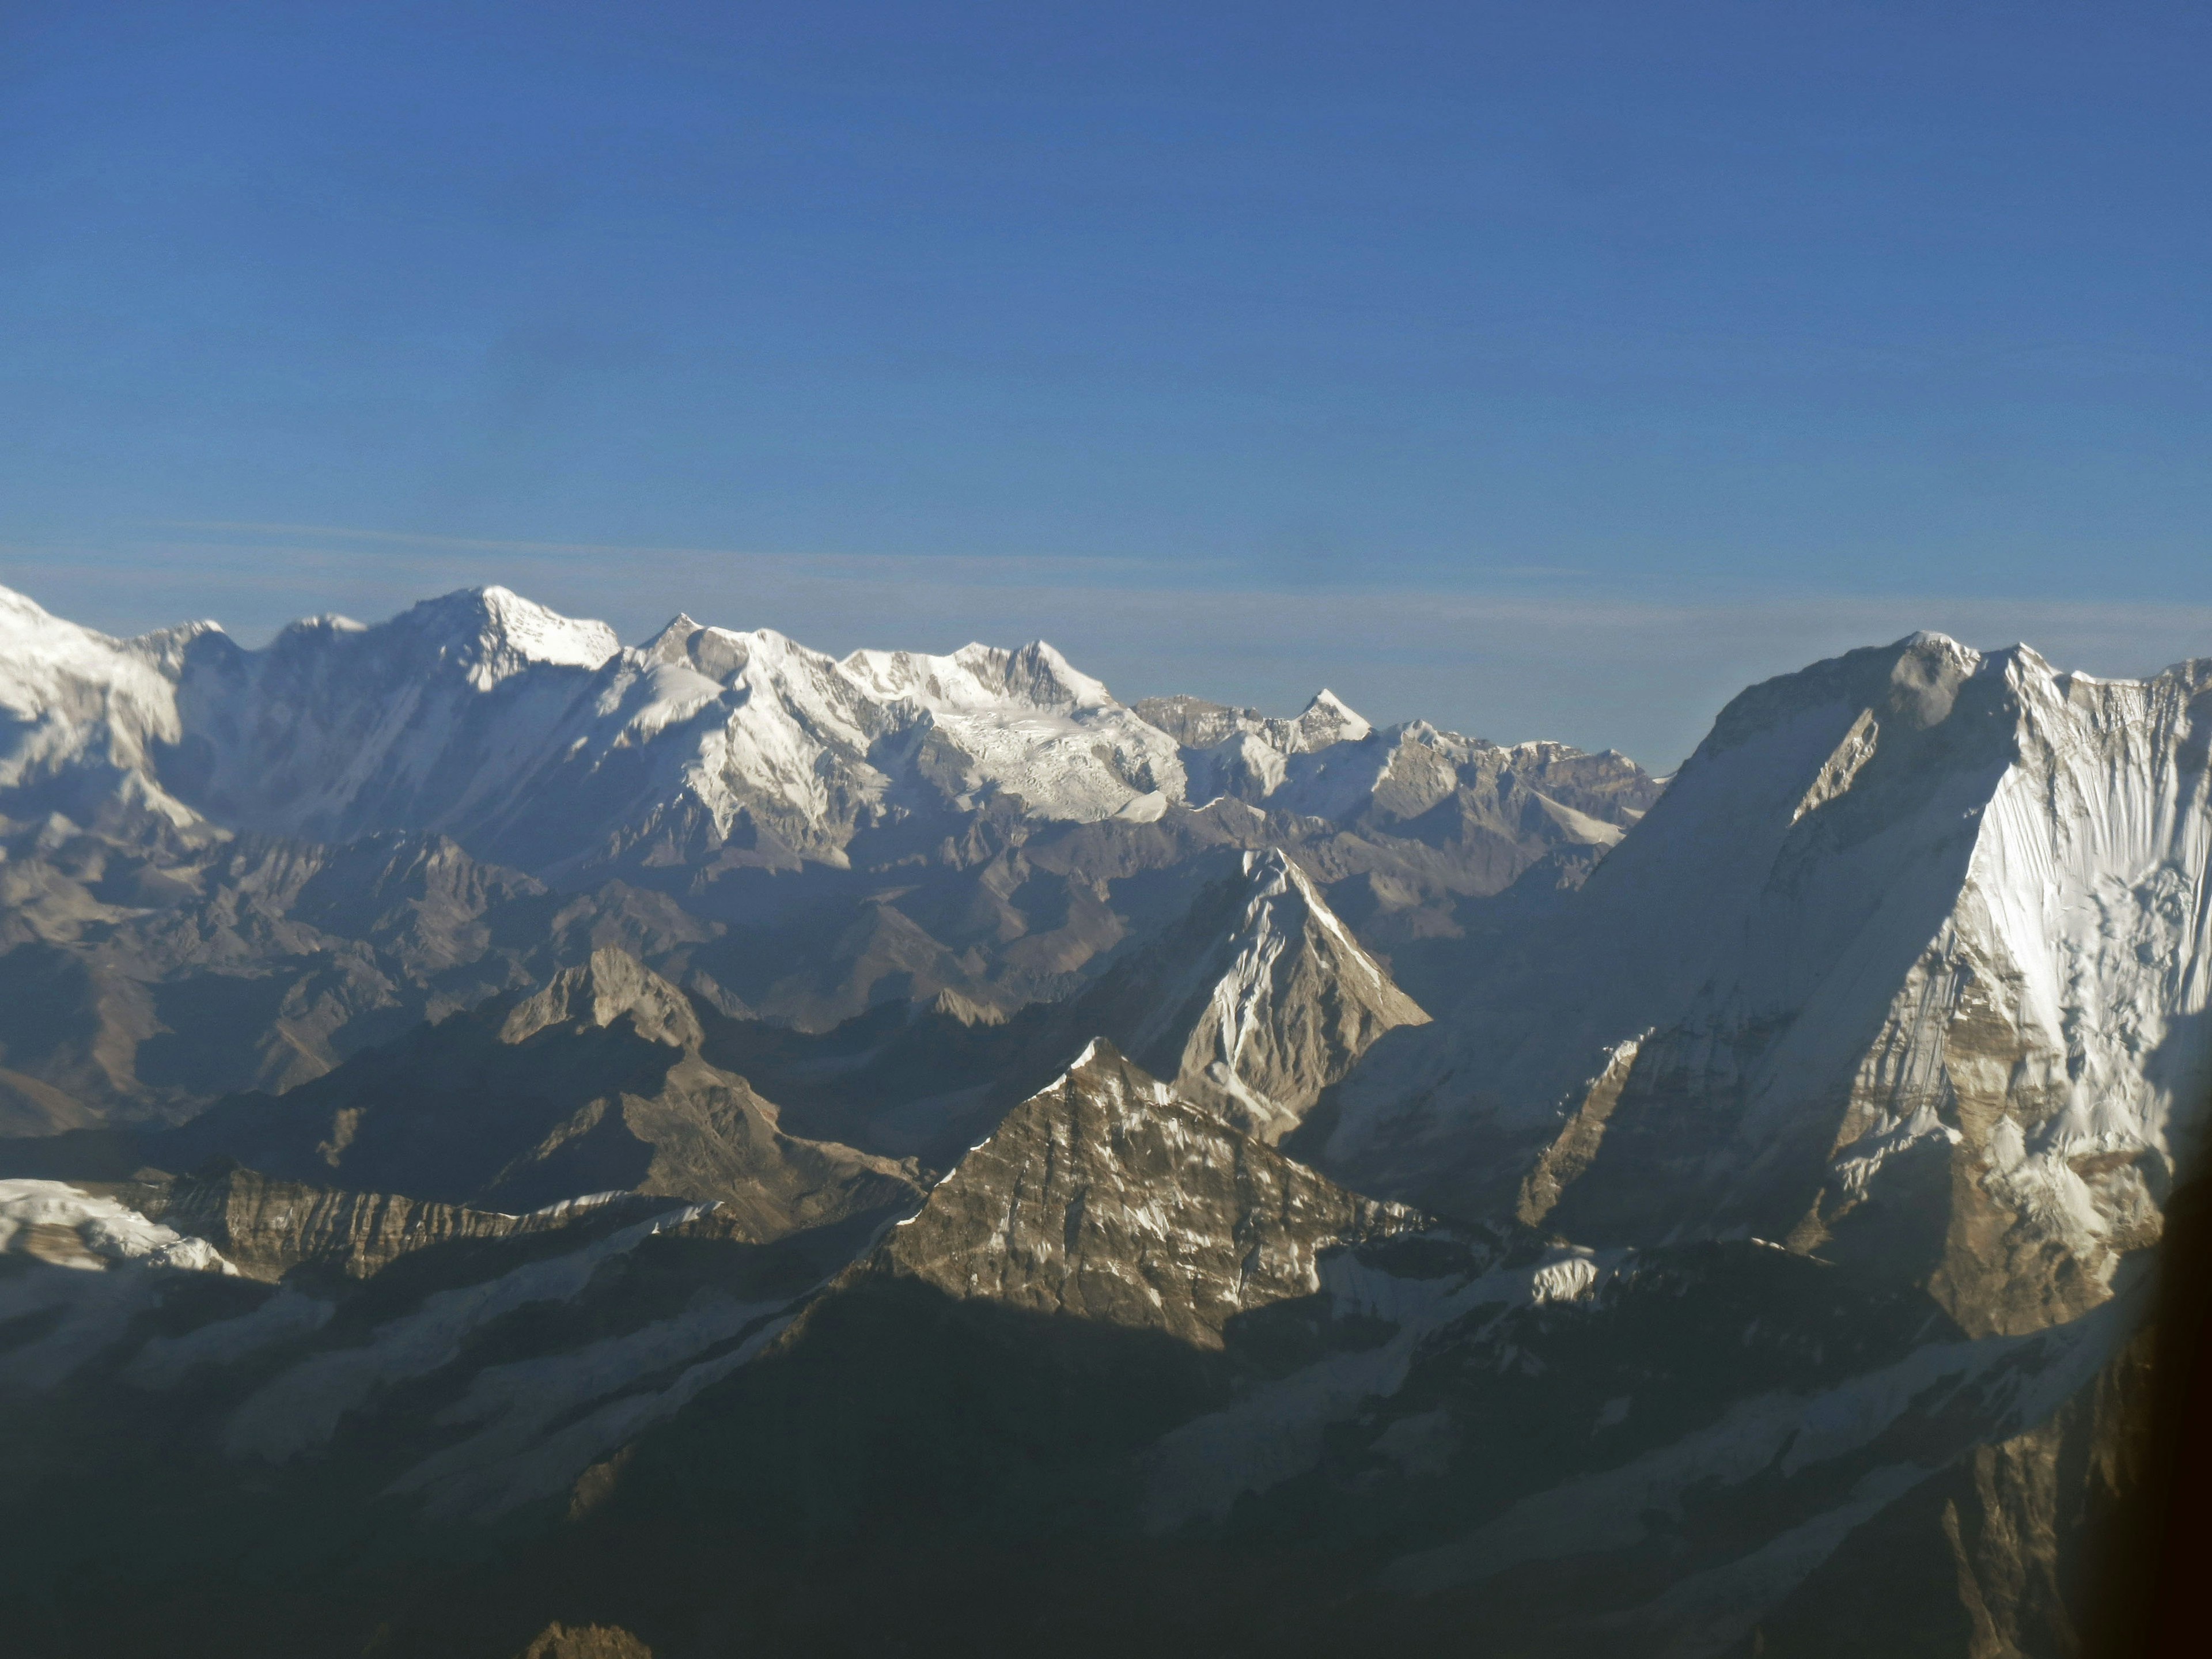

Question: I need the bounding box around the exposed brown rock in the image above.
[877,1039,1423,1348]
[514,1621,652,1659]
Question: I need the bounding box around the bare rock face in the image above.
[877,1039,1423,1347]
[502,948,704,1050]
[152,950,924,1237]
[1063,850,1429,1143]
[153,1163,533,1280]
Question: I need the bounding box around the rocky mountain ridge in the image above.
[0,580,1658,1125]
[2,592,2204,1659]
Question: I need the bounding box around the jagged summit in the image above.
[0,580,1203,861]
[1330,631,2212,1337]
[500,947,704,1049]
[845,638,1112,713]
[1296,687,1372,745]
[1060,845,1429,1142]
[153,946,922,1231]
[0,580,1658,888]
[876,1038,1422,1346]
[1134,686,1372,755]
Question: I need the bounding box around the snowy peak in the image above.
[0,581,1205,863]
[0,582,200,824]
[1136,684,1658,851]
[384,585,621,690]
[1332,631,2212,1338]
[1066,846,1428,1143]
[0,579,1653,896]
[1684,631,1986,785]
[637,612,704,665]
[1294,688,1371,748]
[838,637,1181,820]
[878,1039,1422,1347]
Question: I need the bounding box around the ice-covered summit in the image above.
[397,585,623,688]
[1330,631,2212,1337]
[1,581,1652,881]
[0,582,1196,870]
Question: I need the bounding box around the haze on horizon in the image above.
[3,1,2207,766]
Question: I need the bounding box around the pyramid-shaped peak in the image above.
[397,586,621,679]
[880,1032,1422,1348]
[1294,687,1371,746]
[1059,846,1426,1145]
[638,612,704,665]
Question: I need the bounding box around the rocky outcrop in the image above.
[151,1163,547,1281]
[876,1039,1423,1347]
[153,951,925,1236]
[502,948,704,1049]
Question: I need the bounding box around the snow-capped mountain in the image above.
[1328,632,2212,1335]
[1,586,2189,1659]
[1060,847,1430,1142]
[0,579,1656,1123]
[164,589,1185,869]
[0,580,1652,878]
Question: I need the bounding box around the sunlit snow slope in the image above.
[1331,633,2212,1334]
[0,581,1654,887]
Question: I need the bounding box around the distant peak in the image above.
[1295,687,1371,745]
[851,637,1115,712]
[398,586,621,685]
[638,612,704,666]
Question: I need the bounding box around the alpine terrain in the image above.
[1,581,2200,1658]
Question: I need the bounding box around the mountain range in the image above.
[1,581,2200,1659]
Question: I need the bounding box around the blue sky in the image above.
[3,1,2207,764]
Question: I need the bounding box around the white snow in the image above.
[0,1179,235,1274]
[0,579,1565,870]
[0,589,206,824]
[1330,636,2212,1324]
[0,1180,238,1389]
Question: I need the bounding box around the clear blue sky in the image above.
[3,1,2207,764]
